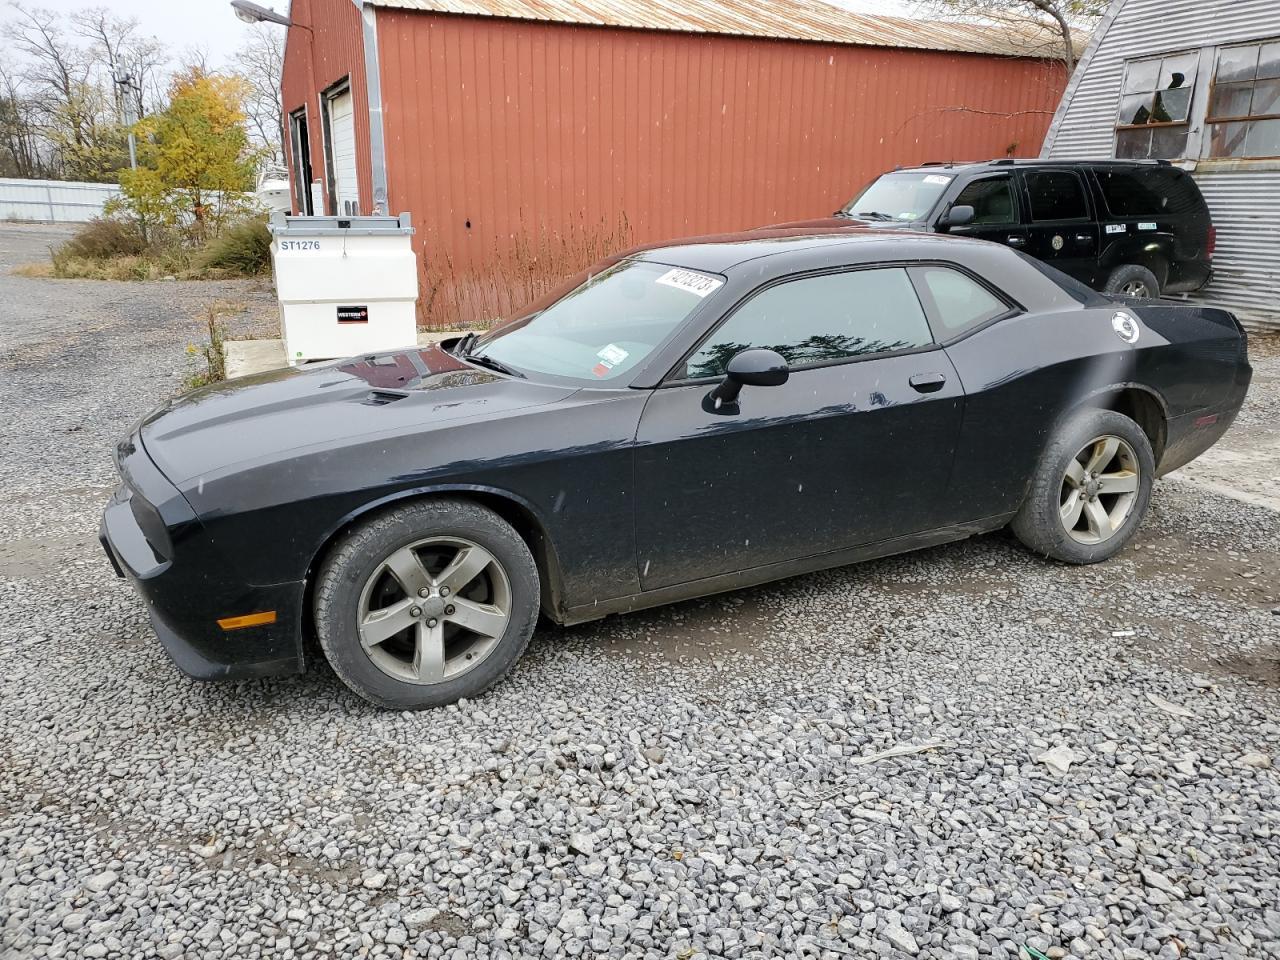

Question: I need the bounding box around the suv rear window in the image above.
[1094,167,1202,217]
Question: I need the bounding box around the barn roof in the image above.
[365,0,1075,59]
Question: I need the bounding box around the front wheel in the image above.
[314,499,540,709]
[1011,410,1155,564]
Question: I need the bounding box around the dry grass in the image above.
[183,301,240,390]
[420,214,633,328]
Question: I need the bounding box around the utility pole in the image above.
[114,70,140,170]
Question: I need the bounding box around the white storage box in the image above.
[269,212,418,365]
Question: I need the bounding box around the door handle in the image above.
[1006,236,1027,247]
[909,372,947,393]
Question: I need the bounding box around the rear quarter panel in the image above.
[942,300,1245,521]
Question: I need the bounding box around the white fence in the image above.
[0,177,122,223]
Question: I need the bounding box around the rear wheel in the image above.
[315,499,539,709]
[1104,264,1160,299]
[1011,409,1154,564]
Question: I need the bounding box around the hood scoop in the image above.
[363,389,410,406]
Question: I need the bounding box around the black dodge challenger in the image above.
[101,230,1251,709]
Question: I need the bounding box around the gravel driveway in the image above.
[1,222,1277,960]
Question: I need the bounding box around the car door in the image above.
[941,173,1029,252]
[1017,168,1101,285]
[632,266,963,592]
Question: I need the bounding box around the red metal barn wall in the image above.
[280,0,374,217]
[307,6,1067,325]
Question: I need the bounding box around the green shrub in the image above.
[58,217,149,261]
[198,217,272,276]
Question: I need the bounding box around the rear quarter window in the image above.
[1094,167,1203,217]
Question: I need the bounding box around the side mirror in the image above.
[939,204,975,230]
[709,348,789,408]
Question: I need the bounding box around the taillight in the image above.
[1206,226,1217,259]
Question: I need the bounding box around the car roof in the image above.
[628,227,992,274]
[888,158,1177,175]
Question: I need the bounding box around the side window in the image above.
[684,268,932,380]
[952,176,1018,225]
[912,266,1010,340]
[952,176,1016,225]
[1024,171,1089,221]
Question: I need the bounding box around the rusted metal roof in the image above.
[366,0,1075,58]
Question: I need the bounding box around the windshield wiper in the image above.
[465,351,525,378]
[452,332,478,357]
[854,211,895,221]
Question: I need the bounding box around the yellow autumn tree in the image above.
[113,69,260,243]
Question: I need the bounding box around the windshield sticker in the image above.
[597,343,629,366]
[655,268,724,298]
[1138,221,1158,231]
[1106,223,1127,234]
[923,174,953,185]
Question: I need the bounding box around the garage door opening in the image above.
[322,80,360,216]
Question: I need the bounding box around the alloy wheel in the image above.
[1120,280,1150,297]
[356,537,511,684]
[1059,435,1140,545]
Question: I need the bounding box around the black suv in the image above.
[781,160,1214,300]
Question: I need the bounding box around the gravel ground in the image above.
[1,222,1278,960]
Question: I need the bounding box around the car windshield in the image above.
[840,171,954,222]
[469,259,724,384]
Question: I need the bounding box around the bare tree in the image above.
[913,0,1107,71]
[0,62,46,177]
[71,6,166,124]
[234,26,284,166]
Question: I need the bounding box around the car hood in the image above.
[140,343,580,485]
[761,215,925,231]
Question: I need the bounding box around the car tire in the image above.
[1104,264,1160,299]
[1010,409,1155,565]
[314,498,540,709]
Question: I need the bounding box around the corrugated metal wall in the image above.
[0,178,122,222]
[1042,0,1280,331]
[374,11,1067,324]
[280,0,374,218]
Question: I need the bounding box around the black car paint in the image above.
[101,231,1250,682]
[780,160,1214,296]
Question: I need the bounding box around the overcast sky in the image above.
[18,0,918,69]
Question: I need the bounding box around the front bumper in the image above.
[101,433,307,681]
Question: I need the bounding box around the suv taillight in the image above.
[1206,226,1217,259]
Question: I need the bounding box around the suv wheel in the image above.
[1104,264,1160,299]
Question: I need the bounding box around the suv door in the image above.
[1017,168,1101,285]
[632,267,963,591]
[941,173,1029,252]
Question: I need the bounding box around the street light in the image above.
[230,0,294,27]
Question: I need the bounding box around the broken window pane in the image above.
[1124,58,1162,93]
[1118,93,1155,125]
[1158,53,1199,91]
[1153,87,1192,123]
